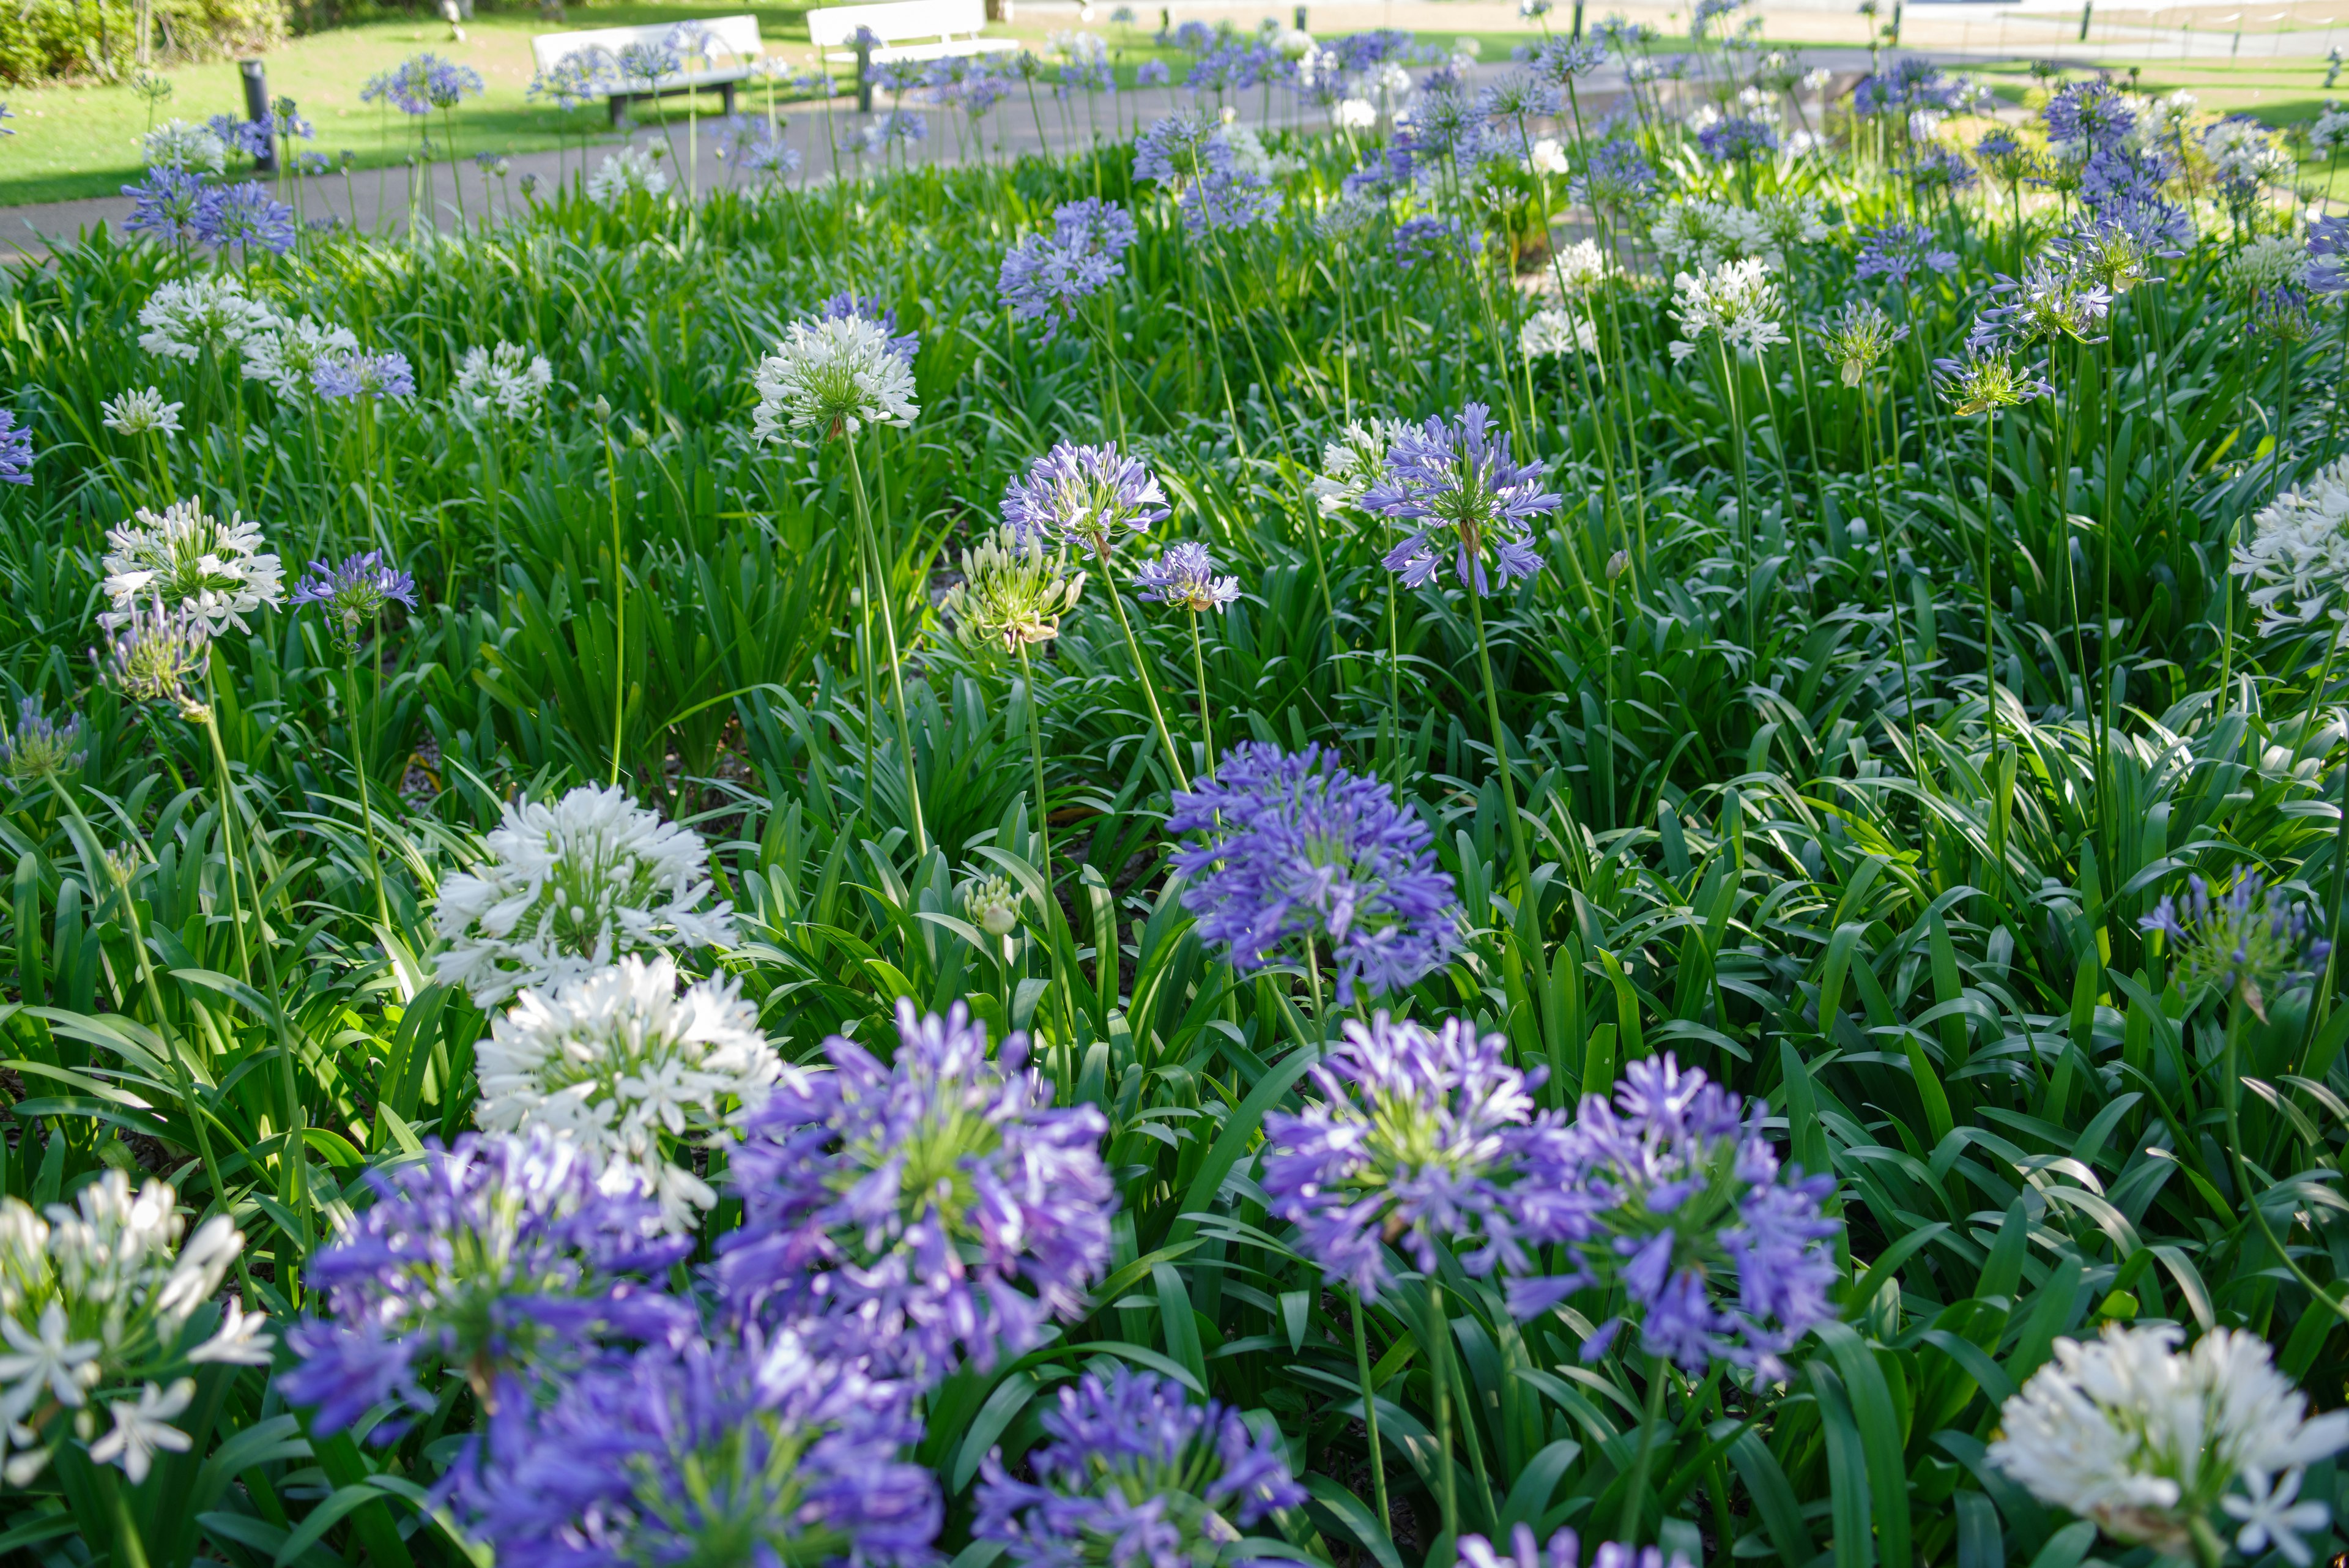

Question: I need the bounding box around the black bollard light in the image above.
[240,59,276,173]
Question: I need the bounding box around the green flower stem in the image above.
[1425,1276,1460,1550]
[1187,608,1212,767]
[341,655,394,934]
[1467,584,1532,899]
[602,418,628,789]
[1616,1352,1670,1541]
[1349,1291,1391,1531]
[1101,555,1189,793]
[844,434,930,856]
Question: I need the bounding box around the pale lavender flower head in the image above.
[1970,258,2112,347]
[438,1331,943,1568]
[277,1128,693,1439]
[1136,59,1171,87]
[122,169,208,246]
[0,695,85,784]
[314,350,417,401]
[2139,872,2332,1019]
[363,53,483,115]
[206,111,274,160]
[1261,1012,1543,1298]
[1502,1057,1841,1376]
[998,199,1137,344]
[2042,76,2132,152]
[715,1000,1115,1385]
[2309,215,2349,294]
[1458,1525,1695,1568]
[1572,137,1657,211]
[1179,168,1281,236]
[1528,36,1606,82]
[1134,111,1231,185]
[974,1367,1308,1568]
[819,291,920,366]
[0,410,28,486]
[193,182,297,256]
[1362,403,1560,595]
[1393,214,1467,270]
[1854,222,1958,288]
[617,40,681,84]
[1134,541,1239,612]
[1166,743,1460,1002]
[1000,441,1169,557]
[291,550,419,657]
[1697,114,1778,164]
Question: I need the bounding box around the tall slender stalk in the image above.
[844,436,930,855]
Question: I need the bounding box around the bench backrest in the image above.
[532,14,762,78]
[806,0,989,47]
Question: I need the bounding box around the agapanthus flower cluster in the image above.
[587,144,671,204]
[1521,307,1599,361]
[1363,403,1559,594]
[0,696,84,784]
[95,601,212,721]
[279,1129,691,1435]
[2043,77,2135,158]
[139,118,228,173]
[2219,234,2308,299]
[976,1367,1307,1568]
[291,550,417,658]
[1263,1013,1538,1297]
[122,169,207,246]
[1697,114,1778,163]
[1180,168,1282,236]
[818,292,920,367]
[2058,203,2189,292]
[313,349,417,402]
[454,341,555,421]
[1990,1324,2349,1564]
[1167,742,1459,999]
[362,52,486,115]
[1458,1526,1694,1568]
[478,955,789,1228]
[1855,221,1958,287]
[1001,442,1170,558]
[2139,872,2330,1018]
[2309,215,2349,295]
[1933,342,2055,415]
[2231,456,2349,639]
[1571,136,1657,210]
[440,1330,942,1568]
[1972,259,2112,346]
[137,275,279,362]
[1308,420,1404,518]
[0,411,26,488]
[714,1001,1115,1382]
[97,499,284,634]
[0,1173,267,1487]
[1134,541,1241,613]
[942,524,1089,652]
[100,386,182,438]
[240,316,360,400]
[1133,111,1233,185]
[1505,1057,1840,1376]
[1901,144,1978,196]
[1392,214,1466,269]
[1668,258,1792,363]
[432,784,737,1006]
[999,198,1138,343]
[191,182,295,256]
[753,315,919,440]
[1816,298,1909,386]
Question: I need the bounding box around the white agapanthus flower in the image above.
[587,144,672,204]
[1048,26,1109,64]
[240,316,360,399]
[1753,191,1831,254]
[1668,258,1791,363]
[1989,1323,2349,1564]
[1523,135,1569,176]
[98,499,285,634]
[1309,418,1408,517]
[1334,97,1377,130]
[2219,234,2309,297]
[2313,106,2349,154]
[0,1172,261,1487]
[476,953,791,1228]
[432,782,739,1007]
[1549,237,1612,293]
[139,119,228,175]
[1651,198,1772,270]
[2232,456,2349,639]
[1685,103,1723,136]
[1520,307,1599,360]
[136,277,280,363]
[454,341,555,421]
[2206,117,2296,189]
[100,388,183,439]
[751,316,919,441]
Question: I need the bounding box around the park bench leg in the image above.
[721,82,737,115]
[609,92,626,127]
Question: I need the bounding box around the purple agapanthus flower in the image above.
[276,1129,693,1439]
[998,199,1138,343]
[1570,137,1655,211]
[1969,257,2112,347]
[975,1368,1308,1568]
[314,350,417,401]
[2042,76,2132,152]
[2140,872,2332,1017]
[1261,1013,1545,1298]
[1854,222,1959,288]
[363,53,484,116]
[1179,168,1281,236]
[1393,214,1466,269]
[206,112,275,161]
[1000,441,1168,557]
[1362,403,1559,595]
[1851,56,1964,116]
[1134,541,1240,612]
[1901,144,1978,195]
[1166,743,1460,1001]
[819,291,920,366]
[193,181,297,256]
[714,1001,1115,1384]
[1134,111,1231,184]
[123,169,208,245]
[1135,59,1171,87]
[1460,1525,1696,1568]
[0,410,29,486]
[2079,143,2176,211]
[2055,203,2188,293]
[2309,215,2349,294]
[439,1331,943,1568]
[1502,1057,1840,1376]
[1697,114,1778,164]
[292,550,420,656]
[1528,35,1607,82]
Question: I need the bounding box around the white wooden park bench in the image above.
[531,14,765,125]
[808,0,1018,106]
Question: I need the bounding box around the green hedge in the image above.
[1,0,291,87]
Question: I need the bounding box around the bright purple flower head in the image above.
[1854,222,1958,288]
[313,349,417,402]
[715,1000,1115,1385]
[1179,168,1281,236]
[1393,214,1467,269]
[1459,1525,1694,1568]
[1000,441,1169,556]
[122,169,208,246]
[193,181,297,256]
[276,1129,693,1438]
[440,1331,942,1568]
[1167,743,1460,1002]
[1570,137,1655,211]
[1502,1057,1840,1376]
[975,1367,1308,1568]
[292,550,419,656]
[0,410,29,487]
[1134,541,1239,612]
[2139,872,2332,1017]
[206,112,274,160]
[1134,111,1231,185]
[1528,35,1607,83]
[2043,76,2132,151]
[1362,403,1559,595]
[999,199,1137,344]
[1261,1012,1542,1298]
[1697,114,1778,164]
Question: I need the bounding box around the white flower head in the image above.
[1549,238,1612,294]
[87,1378,195,1484]
[454,341,555,422]
[1668,258,1791,363]
[1309,418,1409,519]
[45,1173,180,1306]
[98,499,285,634]
[1651,196,1771,270]
[751,315,919,442]
[0,1304,98,1422]
[241,316,360,400]
[1520,306,1600,362]
[1523,135,1570,176]
[100,388,183,439]
[2232,455,2349,639]
[2219,234,2308,298]
[150,1216,243,1320]
[2313,106,2349,153]
[587,145,672,204]
[1335,97,1378,130]
[1990,1323,2349,1559]
[139,119,227,175]
[431,782,739,1007]
[187,1299,276,1366]
[137,277,280,363]
[476,954,791,1228]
